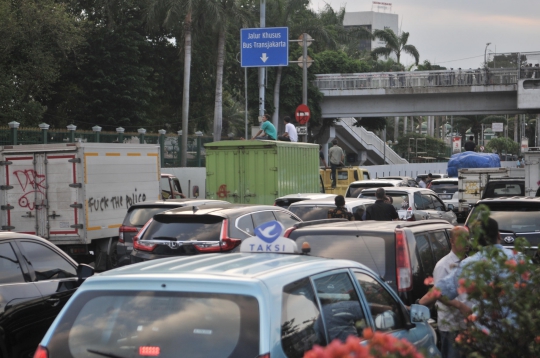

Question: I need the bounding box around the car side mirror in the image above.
[447,204,454,211]
[77,263,94,284]
[410,304,430,323]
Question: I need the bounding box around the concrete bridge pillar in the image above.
[403,117,407,135]
[394,117,399,142]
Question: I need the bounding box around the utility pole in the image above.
[258,0,266,119]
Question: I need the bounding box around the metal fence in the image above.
[0,127,239,168]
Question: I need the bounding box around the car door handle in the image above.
[46,298,60,307]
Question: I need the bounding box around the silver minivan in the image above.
[359,187,457,225]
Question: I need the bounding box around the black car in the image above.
[131,204,302,263]
[0,233,93,358]
[466,197,540,254]
[284,219,453,306]
[118,199,230,266]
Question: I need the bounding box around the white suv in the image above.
[359,187,457,225]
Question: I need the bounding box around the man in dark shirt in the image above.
[327,195,354,221]
[365,188,399,221]
[464,136,476,152]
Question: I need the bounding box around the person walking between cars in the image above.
[251,114,277,140]
[278,116,298,142]
[419,226,470,358]
[418,177,427,188]
[327,195,354,221]
[464,136,476,152]
[365,188,399,221]
[328,139,344,188]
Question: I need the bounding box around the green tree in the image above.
[313,50,370,74]
[394,133,448,158]
[486,137,519,155]
[371,28,419,66]
[415,60,446,71]
[0,0,84,124]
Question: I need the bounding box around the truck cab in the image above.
[160,173,185,199]
[320,166,370,196]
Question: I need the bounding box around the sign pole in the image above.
[302,33,308,106]
[258,0,266,119]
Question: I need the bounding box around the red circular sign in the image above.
[295,104,311,125]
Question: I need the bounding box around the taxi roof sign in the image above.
[240,220,299,253]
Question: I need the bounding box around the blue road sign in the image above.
[241,27,288,67]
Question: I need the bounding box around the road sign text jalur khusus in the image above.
[241,27,289,67]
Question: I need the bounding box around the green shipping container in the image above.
[205,140,319,204]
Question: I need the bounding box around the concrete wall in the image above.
[365,161,517,178]
[343,11,398,51]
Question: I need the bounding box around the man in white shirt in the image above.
[278,116,298,142]
[418,177,427,188]
[419,226,469,358]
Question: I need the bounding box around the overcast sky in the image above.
[309,0,540,69]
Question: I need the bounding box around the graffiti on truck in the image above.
[14,169,46,210]
[88,188,146,212]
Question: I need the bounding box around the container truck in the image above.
[205,140,319,204]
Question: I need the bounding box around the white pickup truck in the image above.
[0,142,174,270]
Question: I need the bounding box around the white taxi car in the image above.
[34,221,440,358]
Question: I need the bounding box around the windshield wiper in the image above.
[498,229,516,234]
[87,349,128,358]
[151,236,178,241]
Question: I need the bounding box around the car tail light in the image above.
[33,346,48,358]
[406,207,415,221]
[257,354,270,358]
[395,228,412,292]
[194,219,241,253]
[283,227,296,238]
[132,220,156,252]
[119,225,139,243]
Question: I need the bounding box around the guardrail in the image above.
[314,68,523,91]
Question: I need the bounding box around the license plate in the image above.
[439,194,452,200]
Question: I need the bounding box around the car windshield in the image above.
[348,183,394,198]
[359,192,410,210]
[289,206,331,221]
[123,207,175,227]
[483,182,524,198]
[470,203,540,233]
[429,181,458,194]
[142,216,223,242]
[46,291,259,358]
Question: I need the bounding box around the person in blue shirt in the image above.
[251,114,277,140]
[419,217,520,319]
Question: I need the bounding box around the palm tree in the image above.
[205,0,251,142]
[371,28,419,66]
[147,0,203,166]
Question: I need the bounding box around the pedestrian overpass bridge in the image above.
[315,67,540,117]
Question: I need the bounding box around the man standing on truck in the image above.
[328,139,344,188]
[464,136,476,152]
[251,114,277,140]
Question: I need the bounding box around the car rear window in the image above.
[429,181,458,194]
[360,192,410,210]
[470,203,540,233]
[288,233,387,278]
[141,216,223,242]
[123,207,177,227]
[348,183,394,198]
[482,182,525,198]
[288,206,330,221]
[46,291,259,358]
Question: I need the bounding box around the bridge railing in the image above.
[314,68,521,91]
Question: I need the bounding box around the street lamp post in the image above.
[484,42,491,68]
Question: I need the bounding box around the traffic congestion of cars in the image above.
[3,170,538,358]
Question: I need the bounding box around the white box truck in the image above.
[0,142,162,270]
[524,149,540,196]
[457,167,524,216]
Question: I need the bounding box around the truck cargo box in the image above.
[0,142,161,267]
[205,140,319,205]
